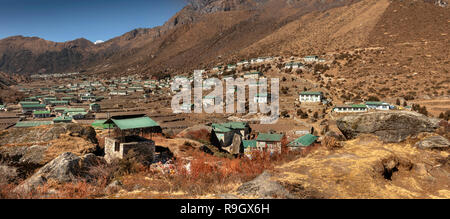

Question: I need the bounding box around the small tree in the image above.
[313,112,319,119]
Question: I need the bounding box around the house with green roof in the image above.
[49,100,69,107]
[32,110,51,118]
[43,97,57,105]
[333,104,368,113]
[0,105,5,111]
[21,104,47,114]
[256,133,284,153]
[64,108,86,113]
[53,116,73,123]
[243,140,257,155]
[244,71,263,79]
[103,114,161,163]
[67,112,89,120]
[211,122,250,147]
[303,55,319,63]
[299,91,323,103]
[20,101,40,106]
[14,121,53,128]
[89,103,101,113]
[288,134,318,150]
[237,60,249,66]
[365,101,391,111]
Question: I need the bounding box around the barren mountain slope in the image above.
[241,0,391,56]
[0,0,362,75]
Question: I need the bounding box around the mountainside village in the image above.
[0,54,429,162]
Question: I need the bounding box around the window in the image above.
[114,143,120,152]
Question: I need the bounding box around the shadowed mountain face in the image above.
[0,0,447,76]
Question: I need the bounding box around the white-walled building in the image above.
[299,91,323,103]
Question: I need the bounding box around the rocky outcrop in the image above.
[13,152,105,193]
[237,171,294,199]
[415,135,450,150]
[0,123,98,145]
[14,152,81,193]
[274,136,450,199]
[0,123,99,165]
[337,111,440,143]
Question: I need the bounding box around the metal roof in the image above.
[300,91,323,95]
[32,110,51,115]
[22,104,46,108]
[243,140,257,148]
[14,121,53,128]
[106,116,159,130]
[288,134,318,147]
[256,133,284,142]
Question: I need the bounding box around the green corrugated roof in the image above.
[50,100,69,104]
[256,133,284,142]
[351,104,368,108]
[300,91,323,95]
[222,122,248,130]
[365,101,388,105]
[288,134,318,147]
[14,121,53,128]
[22,104,46,108]
[243,140,257,148]
[109,116,159,130]
[20,101,40,105]
[53,116,73,121]
[33,110,51,115]
[64,108,85,113]
[212,124,232,133]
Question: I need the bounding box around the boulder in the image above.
[237,171,293,199]
[80,153,106,170]
[337,111,440,143]
[14,152,81,193]
[415,136,449,150]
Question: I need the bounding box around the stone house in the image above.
[255,133,284,154]
[103,114,161,164]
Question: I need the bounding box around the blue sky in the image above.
[0,0,187,42]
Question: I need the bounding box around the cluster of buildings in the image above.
[297,91,393,113]
[30,72,80,79]
[332,101,392,113]
[210,121,319,158]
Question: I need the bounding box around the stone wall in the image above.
[104,136,155,163]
